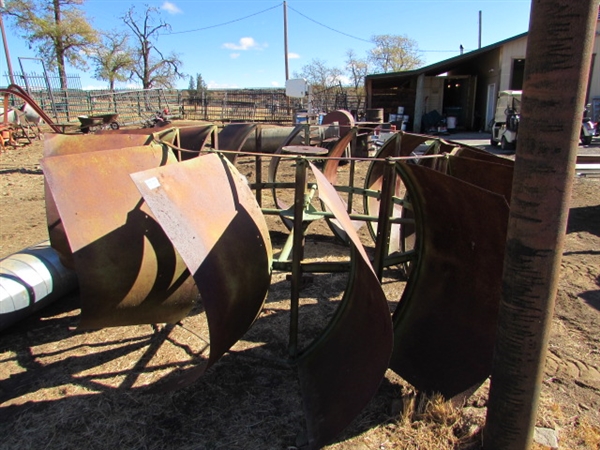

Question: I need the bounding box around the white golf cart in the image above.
[490,90,522,151]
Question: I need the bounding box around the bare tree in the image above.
[293,58,343,110]
[293,58,343,91]
[3,0,98,89]
[90,31,135,90]
[345,49,369,112]
[122,5,184,89]
[368,34,423,73]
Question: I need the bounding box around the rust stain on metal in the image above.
[43,133,158,268]
[41,145,198,329]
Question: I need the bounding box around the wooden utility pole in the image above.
[484,1,597,448]
[283,1,289,81]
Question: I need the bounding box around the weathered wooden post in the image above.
[484,1,597,448]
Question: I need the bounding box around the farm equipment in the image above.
[77,113,120,133]
[3,119,515,448]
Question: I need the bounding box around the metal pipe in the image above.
[0,12,15,85]
[288,157,307,359]
[372,159,396,280]
[0,241,78,331]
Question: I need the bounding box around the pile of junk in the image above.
[2,83,519,449]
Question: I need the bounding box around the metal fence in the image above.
[8,71,83,92]
[3,71,366,126]
[182,88,364,123]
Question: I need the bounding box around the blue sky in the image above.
[0,0,532,90]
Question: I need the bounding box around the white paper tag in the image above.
[144,177,161,190]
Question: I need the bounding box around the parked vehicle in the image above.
[580,105,595,145]
[490,90,521,151]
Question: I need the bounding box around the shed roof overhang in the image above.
[365,32,528,83]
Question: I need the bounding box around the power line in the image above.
[286,4,371,43]
[167,3,282,35]
[285,4,467,53]
[165,2,469,55]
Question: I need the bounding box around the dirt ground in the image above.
[0,130,599,450]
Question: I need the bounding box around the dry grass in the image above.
[1,131,599,449]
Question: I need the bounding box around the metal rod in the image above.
[288,156,307,359]
[478,10,482,49]
[372,159,396,280]
[347,158,356,215]
[3,92,7,126]
[0,13,14,85]
[255,125,263,206]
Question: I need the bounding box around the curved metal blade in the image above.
[447,154,514,203]
[41,145,198,329]
[177,125,218,160]
[390,162,510,399]
[217,123,257,163]
[296,163,393,449]
[130,153,272,376]
[43,133,157,268]
[320,129,364,242]
[364,133,412,253]
[267,125,306,229]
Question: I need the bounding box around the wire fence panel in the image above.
[3,72,366,126]
[7,71,83,92]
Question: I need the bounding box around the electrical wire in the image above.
[287,4,466,53]
[286,4,371,43]
[167,3,282,36]
[166,1,468,55]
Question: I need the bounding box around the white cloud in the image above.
[271,81,280,87]
[288,52,300,59]
[207,81,239,89]
[162,2,182,14]
[230,53,241,59]
[222,37,265,51]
